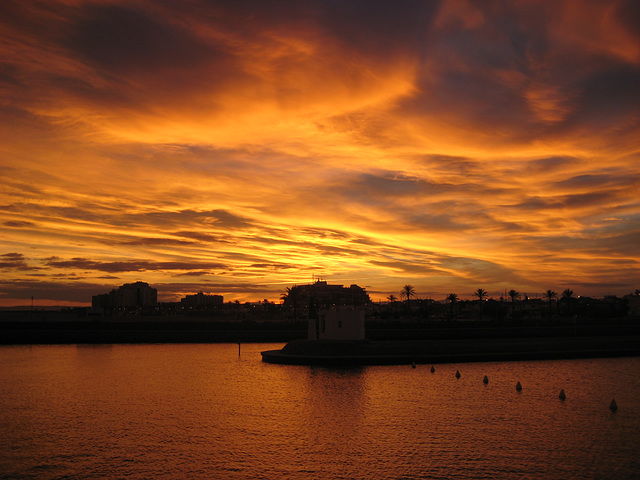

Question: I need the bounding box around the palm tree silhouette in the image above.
[281,286,302,322]
[561,289,575,316]
[474,288,487,318]
[508,289,520,303]
[402,285,415,302]
[447,293,458,320]
[544,290,557,315]
[474,288,488,301]
[387,294,397,303]
[402,285,416,316]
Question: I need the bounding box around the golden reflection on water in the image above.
[1,344,639,479]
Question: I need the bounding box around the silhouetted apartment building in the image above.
[181,292,223,307]
[92,282,158,308]
[291,280,370,309]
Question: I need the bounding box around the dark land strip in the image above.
[2,320,639,366]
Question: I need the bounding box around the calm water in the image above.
[1,344,639,479]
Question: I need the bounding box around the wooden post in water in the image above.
[238,342,241,357]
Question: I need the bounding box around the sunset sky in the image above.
[1,0,639,306]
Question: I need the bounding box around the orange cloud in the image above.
[1,0,639,305]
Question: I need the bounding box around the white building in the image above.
[308,308,365,340]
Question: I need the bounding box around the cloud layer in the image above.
[1,0,639,305]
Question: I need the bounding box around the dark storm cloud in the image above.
[317,0,441,57]
[315,244,370,257]
[67,5,218,73]
[114,209,254,231]
[3,220,35,228]
[525,156,580,174]
[120,237,196,247]
[43,257,227,273]
[409,213,467,232]
[173,271,214,277]
[174,231,223,243]
[616,0,640,36]
[249,263,295,270]
[564,64,640,129]
[392,1,640,143]
[299,228,352,240]
[196,0,441,54]
[0,1,246,117]
[204,210,254,229]
[514,192,617,210]
[4,202,113,224]
[350,173,447,198]
[369,260,441,275]
[443,255,524,284]
[420,155,482,176]
[0,253,30,269]
[554,173,640,190]
[61,3,247,109]
[598,231,640,256]
[525,227,640,259]
[340,171,506,207]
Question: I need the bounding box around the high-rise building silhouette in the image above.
[92,282,157,308]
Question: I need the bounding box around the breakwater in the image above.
[261,334,640,365]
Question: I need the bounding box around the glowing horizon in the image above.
[1,0,639,306]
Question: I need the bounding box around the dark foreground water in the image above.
[1,344,639,479]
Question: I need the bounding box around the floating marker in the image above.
[483,375,489,384]
[610,399,618,412]
[430,366,435,373]
[559,389,566,401]
[516,381,522,391]
[455,370,461,379]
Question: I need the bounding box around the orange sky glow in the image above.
[1,0,639,306]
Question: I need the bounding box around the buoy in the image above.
[483,375,489,384]
[412,362,416,369]
[609,399,618,412]
[516,381,522,391]
[430,365,435,373]
[559,389,566,401]
[455,370,461,379]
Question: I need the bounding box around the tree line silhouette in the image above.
[374,285,638,322]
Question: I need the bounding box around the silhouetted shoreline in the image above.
[0,320,306,344]
[2,318,639,363]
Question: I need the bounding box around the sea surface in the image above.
[1,343,639,479]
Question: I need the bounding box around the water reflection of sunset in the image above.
[1,1,639,305]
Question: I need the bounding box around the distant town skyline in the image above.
[1,1,639,306]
